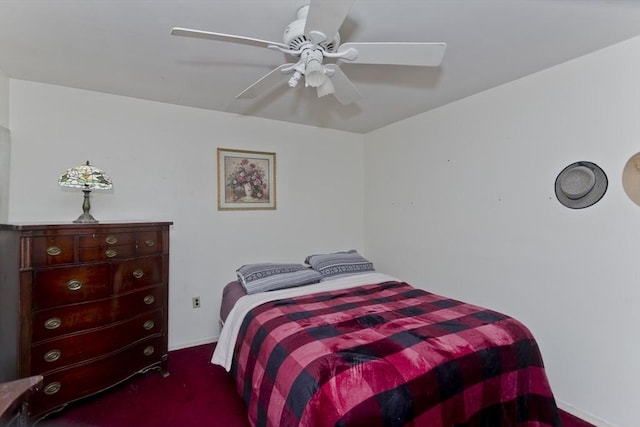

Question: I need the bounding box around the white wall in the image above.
[0,68,8,127]
[7,80,366,349]
[0,68,9,222]
[364,37,640,427]
[0,126,9,222]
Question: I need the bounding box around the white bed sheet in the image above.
[211,272,398,371]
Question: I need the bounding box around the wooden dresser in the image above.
[0,221,172,422]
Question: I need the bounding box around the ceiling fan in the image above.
[171,0,446,105]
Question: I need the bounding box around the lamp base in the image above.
[73,189,99,223]
[73,212,98,223]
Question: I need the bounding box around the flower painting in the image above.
[227,158,267,200]
[217,148,276,210]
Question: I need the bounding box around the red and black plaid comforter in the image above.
[231,280,560,426]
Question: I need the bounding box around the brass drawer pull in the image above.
[144,239,155,247]
[132,269,144,279]
[44,317,62,330]
[105,235,118,245]
[143,295,155,305]
[66,279,83,291]
[47,246,62,256]
[105,249,118,258]
[44,382,61,395]
[44,349,62,362]
[143,346,155,356]
[143,320,155,330]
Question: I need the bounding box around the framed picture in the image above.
[217,148,276,210]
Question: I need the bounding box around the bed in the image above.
[213,269,560,427]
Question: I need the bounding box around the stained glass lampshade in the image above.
[58,161,113,223]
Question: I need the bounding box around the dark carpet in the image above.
[41,343,593,426]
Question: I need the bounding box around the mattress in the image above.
[220,280,247,324]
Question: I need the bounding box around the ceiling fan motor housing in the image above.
[283,5,339,52]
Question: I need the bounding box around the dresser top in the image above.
[0,221,173,231]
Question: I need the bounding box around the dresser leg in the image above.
[160,355,170,377]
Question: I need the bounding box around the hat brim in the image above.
[555,161,608,209]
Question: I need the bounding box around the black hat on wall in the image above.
[555,161,608,209]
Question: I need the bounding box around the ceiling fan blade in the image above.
[338,42,447,66]
[304,0,356,44]
[171,27,287,50]
[235,63,296,99]
[324,64,361,105]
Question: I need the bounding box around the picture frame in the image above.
[217,148,276,210]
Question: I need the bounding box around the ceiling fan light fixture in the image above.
[316,76,335,98]
[288,70,303,87]
[305,61,325,87]
[304,49,325,88]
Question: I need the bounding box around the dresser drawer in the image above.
[31,309,163,374]
[29,335,166,418]
[31,236,75,266]
[32,264,111,310]
[137,230,163,255]
[78,231,136,263]
[32,286,163,342]
[78,244,135,262]
[78,232,135,249]
[113,256,163,293]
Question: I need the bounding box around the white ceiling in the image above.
[1,0,638,134]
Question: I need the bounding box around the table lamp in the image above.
[58,161,112,223]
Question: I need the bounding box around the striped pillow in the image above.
[305,250,375,278]
[236,263,322,294]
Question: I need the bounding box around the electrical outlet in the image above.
[192,296,201,308]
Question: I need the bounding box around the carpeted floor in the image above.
[41,343,248,427]
[41,343,593,426]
